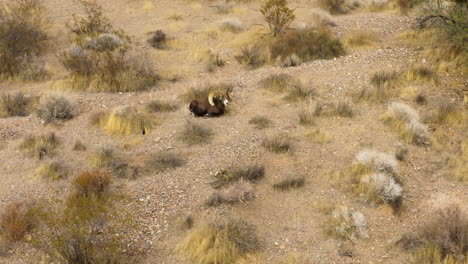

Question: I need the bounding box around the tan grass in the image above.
[93,107,156,136]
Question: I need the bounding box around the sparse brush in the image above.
[89,146,116,168]
[325,206,368,240]
[93,107,155,136]
[146,152,185,172]
[355,150,398,174]
[399,206,468,263]
[146,100,178,113]
[269,28,345,63]
[147,30,167,49]
[181,83,232,103]
[406,64,437,82]
[305,129,331,144]
[71,170,112,200]
[19,132,60,160]
[73,140,86,151]
[0,0,49,80]
[273,175,305,190]
[431,98,462,124]
[262,135,292,153]
[370,70,400,89]
[180,120,212,145]
[381,102,428,145]
[260,0,295,37]
[276,53,302,67]
[395,147,408,161]
[344,31,379,49]
[415,93,426,105]
[260,73,294,93]
[0,92,34,118]
[0,202,35,242]
[36,94,75,124]
[249,116,272,129]
[317,0,349,14]
[211,164,265,189]
[235,45,266,69]
[284,83,314,101]
[298,106,315,126]
[311,8,337,27]
[205,52,225,72]
[177,219,260,264]
[207,180,255,206]
[35,161,68,180]
[330,101,353,118]
[220,18,242,33]
[356,71,400,102]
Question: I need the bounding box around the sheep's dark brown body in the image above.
[189,97,225,117]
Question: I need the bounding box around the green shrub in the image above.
[260,0,295,37]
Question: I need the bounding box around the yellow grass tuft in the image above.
[304,129,331,144]
[344,30,380,49]
[405,64,437,83]
[19,133,60,160]
[93,107,156,136]
[35,161,68,180]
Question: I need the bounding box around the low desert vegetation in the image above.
[249,116,272,129]
[350,150,403,212]
[235,45,266,69]
[273,174,305,190]
[344,30,379,49]
[262,135,292,153]
[448,140,468,182]
[58,0,158,92]
[405,64,437,83]
[0,92,35,118]
[330,101,354,118]
[304,129,331,144]
[177,219,260,264]
[179,120,213,145]
[317,0,351,14]
[397,205,467,264]
[220,18,243,33]
[0,0,49,81]
[146,99,178,113]
[0,202,35,242]
[381,102,428,145]
[356,70,401,103]
[325,206,368,240]
[207,179,255,206]
[19,132,60,160]
[72,140,86,151]
[36,94,75,124]
[311,8,337,27]
[146,152,185,172]
[92,107,156,136]
[260,74,313,101]
[89,146,116,168]
[70,170,112,202]
[210,164,265,189]
[430,98,463,125]
[260,0,295,37]
[35,161,68,180]
[204,51,226,72]
[147,29,167,49]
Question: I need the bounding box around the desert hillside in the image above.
[0,0,466,263]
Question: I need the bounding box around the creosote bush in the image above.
[0,92,34,118]
[19,132,60,160]
[260,0,295,37]
[177,219,260,264]
[0,202,35,242]
[262,135,292,153]
[0,0,49,80]
[180,120,213,145]
[92,107,156,136]
[36,94,75,124]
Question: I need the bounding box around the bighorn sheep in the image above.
[189,88,232,117]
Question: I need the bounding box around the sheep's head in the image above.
[208,87,233,106]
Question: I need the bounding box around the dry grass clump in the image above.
[269,28,345,63]
[36,94,75,124]
[330,101,354,118]
[19,132,60,160]
[146,152,185,172]
[357,70,401,102]
[180,120,213,145]
[205,51,225,72]
[235,45,266,69]
[92,107,155,136]
[448,140,468,182]
[35,161,68,180]
[370,70,400,89]
[59,1,158,92]
[0,202,35,242]
[262,135,292,153]
[260,73,295,93]
[71,170,112,200]
[284,82,314,101]
[181,83,232,103]
[220,18,243,32]
[274,253,311,264]
[398,206,467,264]
[344,30,379,49]
[147,29,167,49]
[381,102,428,145]
[146,100,178,113]
[430,98,463,125]
[249,116,272,129]
[351,150,403,211]
[317,0,351,14]
[406,64,437,83]
[0,0,49,81]
[210,164,265,189]
[325,206,368,240]
[177,219,260,264]
[207,179,255,206]
[0,92,34,118]
[305,129,331,144]
[311,8,337,27]
[72,140,86,151]
[89,146,116,168]
[273,175,305,190]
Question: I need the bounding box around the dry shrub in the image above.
[36,94,75,124]
[330,101,353,118]
[180,120,212,145]
[0,92,34,118]
[235,45,266,69]
[0,202,35,242]
[146,152,185,172]
[220,18,242,33]
[357,70,401,103]
[71,171,111,201]
[284,82,314,102]
[431,98,463,125]
[273,175,305,190]
[344,30,379,49]
[93,107,156,136]
[311,8,337,27]
[260,0,295,37]
[146,100,178,113]
[406,64,437,82]
[317,0,349,14]
[370,70,400,89]
[67,0,114,37]
[305,129,331,144]
[177,219,260,264]
[36,161,68,180]
[207,179,255,206]
[19,132,60,160]
[181,83,232,103]
[249,116,272,129]
[325,206,368,240]
[205,51,226,72]
[147,29,167,49]
[381,102,428,145]
[73,140,87,151]
[0,0,49,80]
[262,135,292,153]
[260,73,294,93]
[269,28,345,63]
[210,164,265,189]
